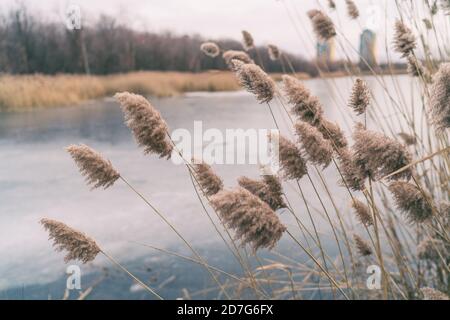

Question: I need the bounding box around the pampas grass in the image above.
[267,44,280,61]
[277,135,308,180]
[222,50,254,67]
[237,175,286,211]
[283,74,324,125]
[352,199,373,226]
[66,144,120,189]
[349,78,370,115]
[233,62,275,103]
[201,42,221,58]
[307,10,336,41]
[40,218,101,263]
[241,30,254,51]
[354,234,372,256]
[353,123,413,180]
[345,0,359,19]
[210,188,286,251]
[393,20,416,58]
[429,63,450,131]
[295,121,333,168]
[388,181,433,223]
[115,92,173,158]
[193,160,224,196]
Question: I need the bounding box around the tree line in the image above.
[0,7,331,75]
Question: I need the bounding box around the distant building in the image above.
[316,38,335,64]
[359,29,378,69]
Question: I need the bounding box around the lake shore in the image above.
[0,69,407,111]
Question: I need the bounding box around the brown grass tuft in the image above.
[352,123,413,180]
[393,20,416,58]
[210,188,286,251]
[352,199,373,226]
[40,218,101,263]
[429,63,450,132]
[354,234,372,256]
[192,160,224,196]
[234,63,275,103]
[307,10,336,41]
[345,0,359,19]
[241,30,255,51]
[66,144,120,189]
[277,135,308,180]
[267,44,281,61]
[388,181,433,223]
[115,92,173,159]
[200,42,220,58]
[348,78,370,115]
[238,175,287,211]
[295,121,333,168]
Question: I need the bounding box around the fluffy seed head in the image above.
[406,55,432,83]
[354,234,372,256]
[295,121,333,168]
[66,144,120,189]
[222,50,254,67]
[40,218,101,263]
[345,0,359,19]
[283,75,324,125]
[429,63,450,132]
[420,287,449,300]
[192,160,223,196]
[388,181,433,223]
[241,30,254,51]
[393,20,416,57]
[238,175,286,211]
[352,199,373,226]
[267,44,281,61]
[277,135,308,180]
[398,132,417,146]
[349,78,370,115]
[327,0,336,10]
[318,118,348,149]
[417,236,447,261]
[234,63,275,103]
[115,92,173,158]
[210,188,287,251]
[200,42,220,58]
[338,148,366,191]
[308,10,336,41]
[352,123,413,180]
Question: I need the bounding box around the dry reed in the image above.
[66,144,120,189]
[115,92,173,158]
[192,160,224,196]
[388,181,433,223]
[200,42,221,58]
[353,123,413,180]
[40,218,100,263]
[348,78,370,115]
[210,188,286,251]
[233,62,275,103]
[295,121,333,168]
[428,63,450,131]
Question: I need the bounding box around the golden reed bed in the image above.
[0,71,311,111]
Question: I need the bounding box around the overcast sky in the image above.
[1,0,448,62]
